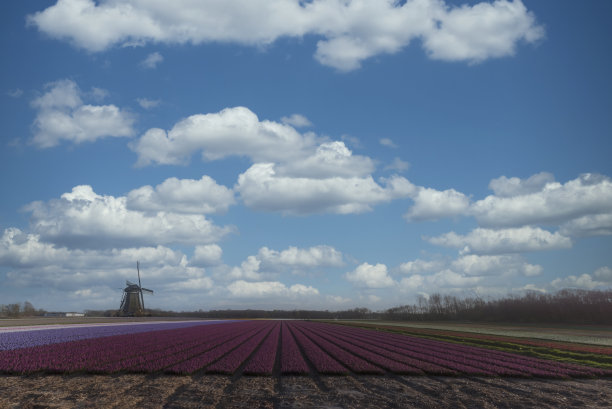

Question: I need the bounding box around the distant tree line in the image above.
[381,289,612,324]
[6,289,611,324]
[0,301,45,318]
[83,288,612,324]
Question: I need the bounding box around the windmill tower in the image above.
[119,261,154,316]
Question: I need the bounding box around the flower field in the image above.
[0,320,231,351]
[1,320,611,378]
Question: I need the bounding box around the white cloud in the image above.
[0,227,194,288]
[399,259,445,274]
[220,245,343,280]
[422,0,544,63]
[428,226,572,255]
[519,284,547,293]
[141,52,163,68]
[24,185,233,249]
[428,269,481,287]
[488,172,555,197]
[165,277,214,291]
[451,254,542,277]
[550,267,612,291]
[31,79,134,148]
[130,106,320,166]
[326,295,352,305]
[89,87,109,101]
[132,107,375,179]
[345,263,395,288]
[280,113,312,128]
[227,256,264,281]
[126,175,235,214]
[385,157,410,172]
[257,245,344,269]
[137,98,161,109]
[278,141,375,179]
[559,213,612,238]
[472,173,612,228]
[191,244,223,267]
[131,106,418,215]
[399,269,480,292]
[551,274,600,291]
[235,163,415,215]
[379,138,397,148]
[32,79,82,110]
[227,280,319,298]
[7,88,24,98]
[28,0,543,71]
[405,186,470,221]
[594,266,612,282]
[399,274,425,290]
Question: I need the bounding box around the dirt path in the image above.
[2,374,611,408]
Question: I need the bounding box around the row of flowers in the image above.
[2,320,611,378]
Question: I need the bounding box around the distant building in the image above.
[43,312,85,317]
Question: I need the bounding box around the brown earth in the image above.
[1,374,612,409]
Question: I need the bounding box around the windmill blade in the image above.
[126,280,136,286]
[141,288,154,294]
[137,260,145,310]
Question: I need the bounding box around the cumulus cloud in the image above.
[385,157,410,172]
[30,79,134,148]
[131,106,419,215]
[278,141,375,179]
[227,280,319,298]
[472,173,612,228]
[141,52,163,68]
[451,254,542,277]
[257,245,344,270]
[551,270,610,291]
[399,259,445,274]
[422,0,544,63]
[24,185,233,249]
[130,106,319,166]
[280,113,312,128]
[559,213,612,238]
[7,88,24,98]
[126,175,235,214]
[221,245,343,280]
[0,227,200,289]
[89,87,109,101]
[137,98,161,109]
[236,163,415,215]
[190,244,223,267]
[594,266,612,282]
[427,269,482,287]
[488,172,555,197]
[227,256,264,281]
[28,0,543,71]
[379,138,397,148]
[345,263,395,288]
[399,269,480,291]
[405,186,470,221]
[397,254,542,285]
[165,277,213,291]
[427,226,572,255]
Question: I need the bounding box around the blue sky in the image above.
[1,0,611,312]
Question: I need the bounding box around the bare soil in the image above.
[2,374,611,409]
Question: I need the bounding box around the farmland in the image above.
[2,319,612,408]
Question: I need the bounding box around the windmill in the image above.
[119,261,154,316]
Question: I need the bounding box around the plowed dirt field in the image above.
[2,374,612,408]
